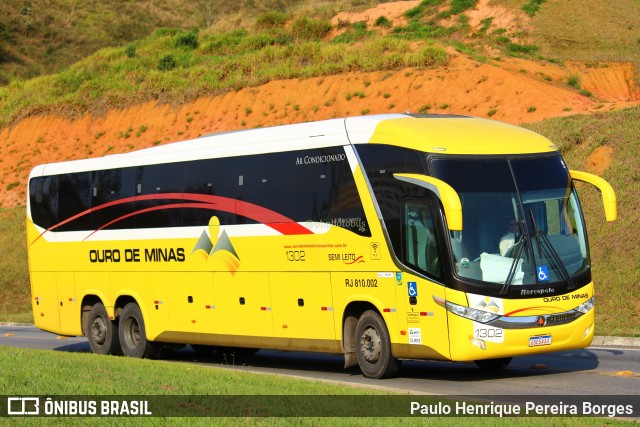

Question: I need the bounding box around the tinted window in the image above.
[182,157,242,227]
[29,176,58,229]
[356,144,429,255]
[91,167,136,230]
[135,163,185,228]
[403,198,442,279]
[57,173,92,231]
[31,146,370,237]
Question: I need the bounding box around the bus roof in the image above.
[29,114,557,178]
[345,114,557,155]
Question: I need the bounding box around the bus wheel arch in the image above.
[342,302,399,378]
[82,296,121,355]
[118,300,162,359]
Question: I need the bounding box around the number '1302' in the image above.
[285,250,306,262]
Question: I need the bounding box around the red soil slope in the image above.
[1,2,638,208]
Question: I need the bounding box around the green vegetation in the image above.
[0,207,30,323]
[290,16,332,40]
[0,0,201,83]
[566,75,593,97]
[255,11,288,30]
[450,0,477,15]
[567,75,581,89]
[0,346,636,425]
[512,0,640,67]
[522,0,547,16]
[0,20,451,128]
[9,0,627,128]
[333,21,373,44]
[1,0,377,83]
[374,15,392,28]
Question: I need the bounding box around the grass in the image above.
[0,346,636,425]
[5,0,634,132]
[0,28,449,128]
[2,0,579,129]
[508,0,640,67]
[0,207,31,323]
[0,0,364,83]
[522,0,547,16]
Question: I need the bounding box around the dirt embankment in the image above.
[1,2,638,208]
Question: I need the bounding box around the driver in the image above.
[499,219,519,256]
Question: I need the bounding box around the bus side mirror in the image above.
[569,170,617,222]
[393,173,463,231]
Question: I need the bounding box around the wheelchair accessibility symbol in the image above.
[537,266,549,282]
[408,282,418,297]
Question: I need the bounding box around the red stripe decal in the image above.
[31,193,314,244]
[503,306,565,316]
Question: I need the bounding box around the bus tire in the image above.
[87,303,121,355]
[474,357,512,370]
[118,302,161,359]
[355,310,399,379]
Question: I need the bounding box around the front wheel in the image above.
[355,310,399,379]
[118,302,161,359]
[87,303,121,355]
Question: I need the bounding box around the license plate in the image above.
[529,335,552,347]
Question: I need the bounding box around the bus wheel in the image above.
[474,357,512,370]
[355,310,399,379]
[87,303,121,355]
[119,302,161,359]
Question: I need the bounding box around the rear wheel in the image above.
[118,302,161,358]
[355,310,399,379]
[87,303,121,355]
[474,357,512,370]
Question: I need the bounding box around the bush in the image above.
[406,46,449,68]
[522,0,547,16]
[157,54,176,71]
[507,42,539,55]
[5,182,19,191]
[405,5,424,19]
[290,17,332,40]
[255,11,288,29]
[175,32,199,50]
[375,16,391,28]
[450,0,477,14]
[124,44,136,58]
[567,75,581,89]
[202,29,248,55]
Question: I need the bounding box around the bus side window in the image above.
[403,200,441,279]
[29,176,58,229]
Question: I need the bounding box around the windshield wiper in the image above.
[499,218,527,295]
[528,209,576,290]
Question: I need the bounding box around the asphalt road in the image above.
[1,325,639,397]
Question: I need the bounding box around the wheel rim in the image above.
[123,316,140,349]
[359,325,381,364]
[91,316,107,346]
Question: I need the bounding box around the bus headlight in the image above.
[443,300,500,324]
[576,297,595,314]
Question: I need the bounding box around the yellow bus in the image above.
[27,114,616,378]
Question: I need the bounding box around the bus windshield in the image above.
[431,155,589,288]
